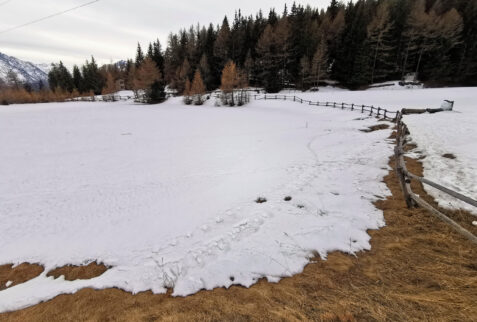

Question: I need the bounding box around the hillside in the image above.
[0,52,49,86]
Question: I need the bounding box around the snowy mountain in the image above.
[0,52,49,86]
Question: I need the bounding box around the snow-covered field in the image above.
[0,95,393,312]
[0,85,475,312]
[284,86,477,214]
[402,90,477,215]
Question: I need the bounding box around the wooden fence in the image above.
[254,94,400,121]
[256,94,477,245]
[394,111,477,245]
[66,94,135,102]
[65,91,477,244]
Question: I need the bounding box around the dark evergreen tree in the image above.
[48,61,74,92]
[135,43,145,67]
[72,65,83,93]
[82,56,105,94]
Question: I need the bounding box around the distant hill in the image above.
[0,52,49,87]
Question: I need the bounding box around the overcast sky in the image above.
[0,0,333,68]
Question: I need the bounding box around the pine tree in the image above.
[460,0,477,84]
[174,58,191,94]
[82,57,104,95]
[72,65,83,93]
[299,55,311,90]
[367,2,396,83]
[135,43,145,67]
[147,43,154,59]
[256,24,282,92]
[328,0,340,19]
[243,49,254,85]
[198,54,211,90]
[152,39,164,72]
[48,62,74,93]
[126,60,136,91]
[214,17,231,70]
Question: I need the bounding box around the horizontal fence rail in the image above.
[394,111,477,245]
[254,94,400,121]
[66,95,135,102]
[64,90,475,244]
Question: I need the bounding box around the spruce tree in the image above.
[135,43,145,67]
[72,65,83,93]
[214,17,231,70]
[199,54,211,90]
[367,2,396,83]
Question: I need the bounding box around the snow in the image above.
[0,52,48,85]
[283,86,477,215]
[367,81,423,91]
[284,86,477,215]
[403,91,477,215]
[5,281,12,288]
[0,97,393,312]
[286,87,471,112]
[1,85,475,312]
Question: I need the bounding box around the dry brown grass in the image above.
[47,263,109,281]
[0,263,44,291]
[360,124,390,133]
[1,139,476,321]
[0,88,75,105]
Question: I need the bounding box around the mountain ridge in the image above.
[0,52,49,86]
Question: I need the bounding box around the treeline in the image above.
[154,0,476,91]
[0,87,75,105]
[45,0,477,98]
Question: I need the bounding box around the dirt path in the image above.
[1,146,476,321]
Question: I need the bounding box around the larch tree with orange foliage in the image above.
[183,78,192,105]
[102,73,117,96]
[220,60,248,106]
[133,58,165,103]
[190,69,206,105]
[220,60,237,106]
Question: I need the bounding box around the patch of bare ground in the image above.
[361,124,390,133]
[0,263,44,291]
[47,262,109,281]
[2,138,476,321]
[443,153,457,160]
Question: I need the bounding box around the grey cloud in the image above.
[0,0,332,68]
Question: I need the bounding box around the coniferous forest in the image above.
[48,0,477,97]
